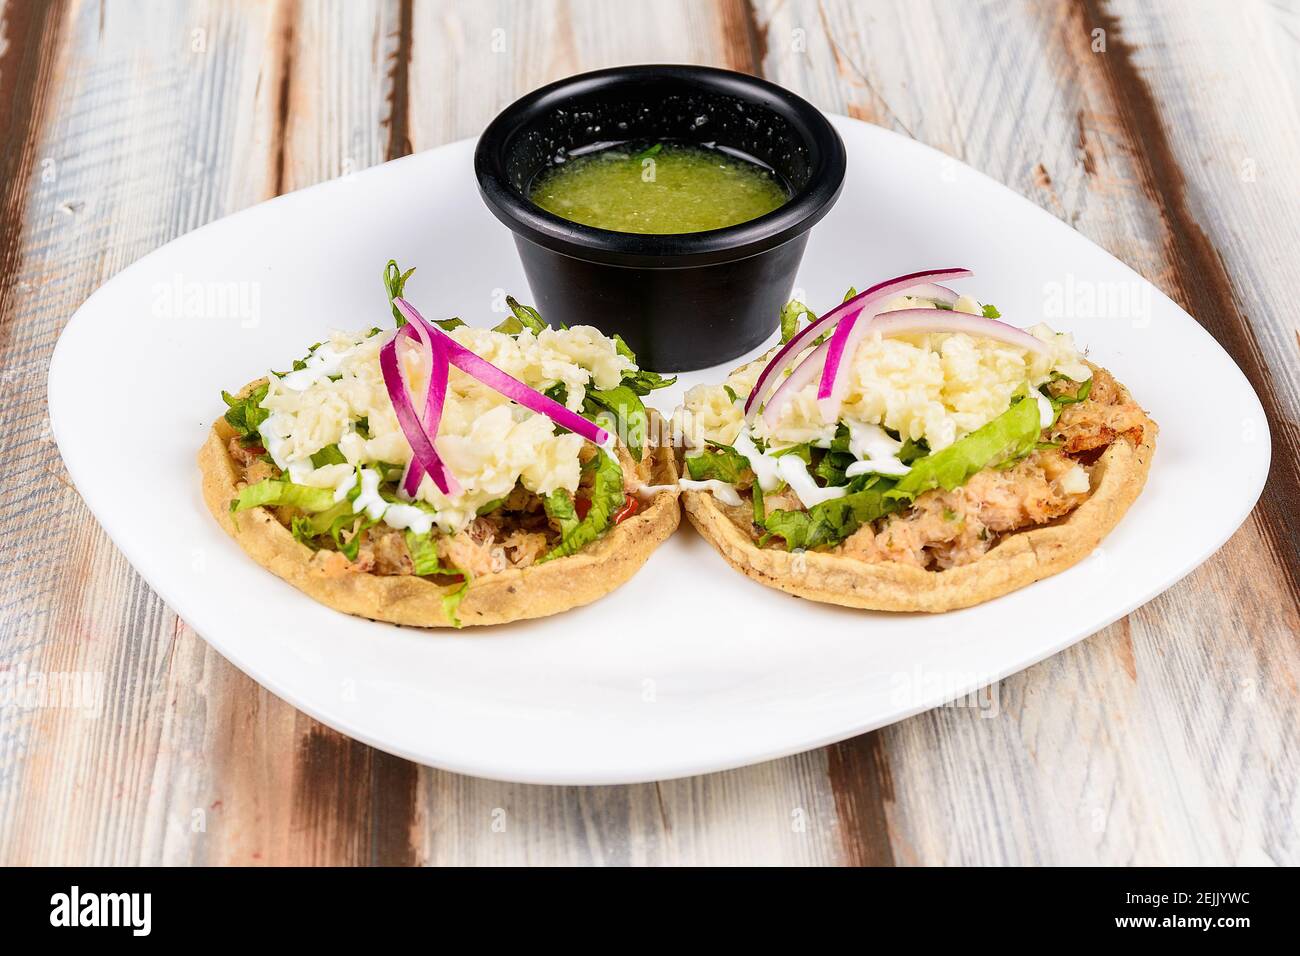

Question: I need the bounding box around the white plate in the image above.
[49,116,1269,784]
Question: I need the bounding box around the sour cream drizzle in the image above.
[277,341,354,391]
[352,468,387,520]
[380,502,434,535]
[844,421,910,478]
[259,415,292,471]
[679,479,743,506]
[332,470,358,502]
[733,426,783,492]
[320,466,435,535]
[1035,392,1055,429]
[777,455,846,508]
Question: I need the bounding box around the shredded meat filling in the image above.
[354,526,415,576]
[232,446,566,579]
[228,438,276,484]
[1048,366,1146,457]
[839,448,1089,569]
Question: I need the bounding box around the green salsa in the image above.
[529,141,789,234]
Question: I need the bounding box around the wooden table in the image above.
[2,0,1296,866]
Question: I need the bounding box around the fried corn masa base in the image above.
[199,392,681,628]
[682,369,1156,613]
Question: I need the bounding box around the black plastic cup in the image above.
[474,65,846,371]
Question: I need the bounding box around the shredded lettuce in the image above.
[774,291,847,345]
[612,334,635,361]
[221,383,270,445]
[685,443,751,484]
[285,469,375,560]
[292,505,376,561]
[760,395,1043,550]
[292,501,342,548]
[309,443,347,468]
[231,478,335,514]
[385,259,463,330]
[577,336,674,460]
[404,530,442,576]
[769,443,812,463]
[291,500,352,541]
[541,452,624,562]
[885,395,1041,503]
[542,488,581,539]
[898,437,929,463]
[631,143,663,162]
[404,530,472,627]
[779,299,816,344]
[384,260,416,328]
[329,512,377,560]
[805,287,857,348]
[1043,375,1092,426]
[272,339,337,378]
[813,449,856,487]
[583,384,649,461]
[493,295,546,335]
[612,335,676,395]
[371,461,407,485]
[763,482,898,552]
[620,366,676,396]
[333,517,380,561]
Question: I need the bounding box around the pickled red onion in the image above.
[395,317,455,497]
[869,309,1050,355]
[744,268,973,424]
[379,334,458,497]
[393,297,612,450]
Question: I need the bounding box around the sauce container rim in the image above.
[474,64,847,269]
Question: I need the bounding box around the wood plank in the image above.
[0,0,844,867]
[412,749,840,866]
[402,0,842,867]
[0,0,419,865]
[0,0,67,333]
[404,0,748,149]
[1076,0,1299,598]
[762,0,1300,864]
[1,0,1294,866]
[1082,0,1300,867]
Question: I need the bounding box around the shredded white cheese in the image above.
[256,323,631,535]
[673,306,1090,456]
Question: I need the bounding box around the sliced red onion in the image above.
[396,318,455,497]
[394,297,612,449]
[902,282,959,306]
[762,338,828,428]
[813,309,874,422]
[380,335,458,497]
[744,268,973,423]
[869,309,1051,355]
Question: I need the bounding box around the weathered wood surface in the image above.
[0,0,1295,865]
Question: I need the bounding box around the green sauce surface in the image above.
[529,142,789,234]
